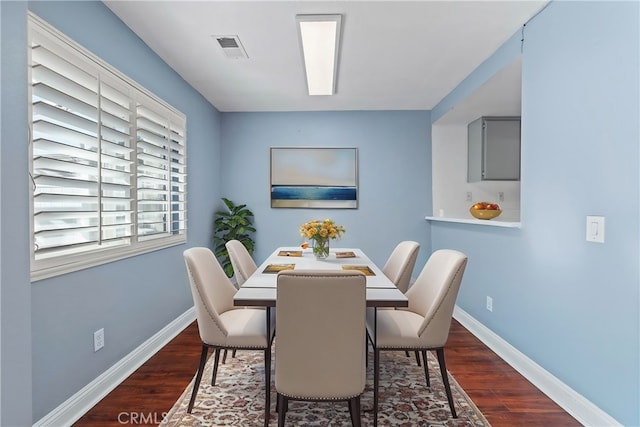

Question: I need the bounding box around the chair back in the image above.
[405,249,468,347]
[382,240,420,293]
[275,270,367,399]
[225,239,258,288]
[183,247,238,345]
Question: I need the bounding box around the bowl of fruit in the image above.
[469,202,502,220]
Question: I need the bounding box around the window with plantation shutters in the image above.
[29,14,187,281]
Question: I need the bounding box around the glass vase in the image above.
[313,238,330,260]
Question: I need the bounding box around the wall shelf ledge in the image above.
[425,216,521,228]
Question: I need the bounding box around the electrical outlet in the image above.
[466,191,473,202]
[94,328,105,352]
[486,296,493,312]
[498,192,504,202]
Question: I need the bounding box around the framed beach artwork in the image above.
[270,147,358,209]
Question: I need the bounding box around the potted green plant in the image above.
[213,197,256,277]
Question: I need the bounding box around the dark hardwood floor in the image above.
[444,321,580,427]
[74,319,580,426]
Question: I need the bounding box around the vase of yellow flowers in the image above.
[312,237,331,259]
[299,219,346,259]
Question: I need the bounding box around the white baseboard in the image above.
[33,305,621,427]
[33,308,196,427]
[453,306,621,427]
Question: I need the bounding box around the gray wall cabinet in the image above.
[467,116,521,181]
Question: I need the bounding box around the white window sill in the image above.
[425,216,522,228]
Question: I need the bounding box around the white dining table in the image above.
[232,246,406,425]
[233,246,408,308]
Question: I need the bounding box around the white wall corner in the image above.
[452,306,621,427]
[33,308,196,427]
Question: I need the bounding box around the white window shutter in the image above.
[29,14,187,280]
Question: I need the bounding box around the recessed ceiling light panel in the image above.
[296,14,342,96]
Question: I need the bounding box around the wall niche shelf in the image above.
[425,216,521,228]
[431,57,523,227]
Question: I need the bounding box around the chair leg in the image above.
[187,344,209,413]
[365,335,369,368]
[264,347,271,427]
[277,394,287,427]
[211,347,222,386]
[373,348,380,427]
[436,348,457,418]
[366,331,376,369]
[221,348,236,363]
[348,396,362,427]
[421,350,430,387]
[415,350,421,366]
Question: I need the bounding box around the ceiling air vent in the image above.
[213,35,248,59]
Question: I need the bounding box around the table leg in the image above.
[265,307,272,427]
[373,307,379,427]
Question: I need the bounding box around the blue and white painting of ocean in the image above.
[271,186,357,208]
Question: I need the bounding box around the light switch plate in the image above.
[586,216,605,243]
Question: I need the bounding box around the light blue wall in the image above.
[1,1,222,422]
[431,2,639,425]
[220,111,432,269]
[1,1,33,425]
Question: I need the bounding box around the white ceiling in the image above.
[434,56,522,125]
[103,1,547,114]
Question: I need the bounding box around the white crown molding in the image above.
[453,306,621,427]
[33,308,196,427]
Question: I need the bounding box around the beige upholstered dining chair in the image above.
[226,239,258,288]
[381,240,420,294]
[183,247,274,427]
[223,239,260,362]
[275,270,367,427]
[381,240,421,364]
[367,249,468,426]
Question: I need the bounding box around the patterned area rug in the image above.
[161,348,490,426]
